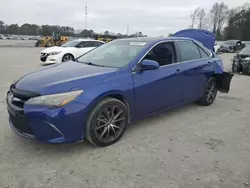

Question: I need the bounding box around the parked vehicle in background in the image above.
[214,43,221,54]
[232,45,250,75]
[0,34,7,40]
[40,39,105,64]
[219,40,245,53]
[6,29,233,147]
[243,41,250,46]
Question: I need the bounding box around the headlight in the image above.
[49,51,61,55]
[26,90,83,107]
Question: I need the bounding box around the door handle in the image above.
[176,69,180,72]
[208,61,215,65]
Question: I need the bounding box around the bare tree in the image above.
[190,7,200,28]
[210,3,220,33]
[197,8,206,29]
[217,3,229,33]
[0,20,4,33]
[210,2,229,35]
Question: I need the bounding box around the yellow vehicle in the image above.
[96,37,114,43]
[35,32,69,47]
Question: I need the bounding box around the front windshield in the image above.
[61,40,80,47]
[77,40,147,68]
[239,46,250,55]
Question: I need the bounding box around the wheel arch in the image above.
[62,53,74,62]
[86,91,132,123]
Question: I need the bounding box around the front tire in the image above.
[232,63,240,73]
[85,97,129,147]
[242,66,250,75]
[196,78,217,106]
[62,54,74,62]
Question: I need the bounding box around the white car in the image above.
[214,44,221,54]
[40,39,105,64]
[0,34,7,40]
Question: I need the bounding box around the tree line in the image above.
[0,21,146,38]
[189,2,250,40]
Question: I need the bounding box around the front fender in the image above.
[72,72,135,114]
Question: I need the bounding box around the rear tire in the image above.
[85,97,129,147]
[196,77,217,106]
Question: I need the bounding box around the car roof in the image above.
[72,39,105,42]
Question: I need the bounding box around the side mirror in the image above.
[141,59,159,70]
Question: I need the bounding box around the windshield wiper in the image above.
[81,62,105,67]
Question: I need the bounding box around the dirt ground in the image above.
[0,47,250,188]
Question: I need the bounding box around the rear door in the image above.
[174,40,214,102]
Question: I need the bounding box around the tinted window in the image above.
[176,41,201,61]
[92,41,104,47]
[61,40,81,47]
[144,42,176,66]
[78,41,93,48]
[78,41,104,48]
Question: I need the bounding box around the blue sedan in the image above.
[6,29,234,147]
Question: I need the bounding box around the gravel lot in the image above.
[0,47,250,188]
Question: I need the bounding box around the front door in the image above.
[76,41,95,57]
[132,42,183,115]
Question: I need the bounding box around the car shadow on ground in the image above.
[126,103,201,135]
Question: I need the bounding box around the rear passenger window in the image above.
[199,48,209,58]
[176,41,201,62]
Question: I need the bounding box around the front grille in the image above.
[40,53,49,62]
[7,85,40,135]
[9,111,34,135]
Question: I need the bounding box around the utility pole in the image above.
[127,25,129,37]
[85,2,88,29]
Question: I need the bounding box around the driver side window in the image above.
[77,41,93,48]
[143,42,176,66]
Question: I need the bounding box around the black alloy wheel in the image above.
[62,54,74,62]
[85,98,129,147]
[196,78,217,106]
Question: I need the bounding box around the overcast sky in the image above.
[0,0,248,36]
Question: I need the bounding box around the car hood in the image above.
[41,46,76,53]
[235,54,250,59]
[14,61,117,95]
